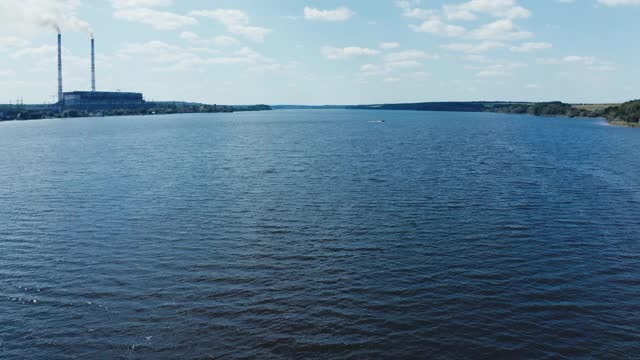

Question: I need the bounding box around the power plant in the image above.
[0,31,267,120]
[56,32,145,111]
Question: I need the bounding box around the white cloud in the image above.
[598,0,640,5]
[563,55,596,64]
[413,71,431,77]
[588,64,616,72]
[510,42,552,53]
[114,8,197,30]
[384,50,437,62]
[361,64,381,72]
[397,0,535,49]
[112,0,172,7]
[397,0,530,22]
[476,69,508,77]
[380,42,400,49]
[396,1,465,36]
[385,60,423,70]
[396,0,437,19]
[212,36,240,47]
[12,44,58,59]
[12,43,113,74]
[402,8,439,20]
[0,69,15,77]
[469,19,532,41]
[359,65,381,76]
[0,36,31,52]
[303,7,354,21]
[463,54,491,62]
[410,18,466,36]
[118,40,204,68]
[321,46,380,60]
[443,0,531,21]
[190,9,271,42]
[536,55,616,72]
[443,6,477,21]
[179,31,199,42]
[536,57,561,65]
[0,0,92,34]
[112,0,197,30]
[395,0,420,9]
[443,41,505,53]
[180,31,239,47]
[466,61,526,77]
[118,40,283,72]
[359,49,436,79]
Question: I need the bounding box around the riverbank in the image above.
[608,120,640,128]
[347,100,640,127]
[347,101,606,118]
[0,104,272,122]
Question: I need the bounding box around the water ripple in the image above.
[1,111,639,358]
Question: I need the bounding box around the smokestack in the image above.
[57,33,63,103]
[91,36,95,91]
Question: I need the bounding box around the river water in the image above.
[1,110,639,358]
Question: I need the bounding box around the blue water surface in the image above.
[1,110,639,359]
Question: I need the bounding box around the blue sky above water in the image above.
[0,0,639,105]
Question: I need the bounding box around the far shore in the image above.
[5,101,638,126]
[608,120,640,128]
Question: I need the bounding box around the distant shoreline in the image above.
[608,120,640,128]
[339,100,639,127]
[0,111,236,123]
[3,102,639,128]
[0,104,272,122]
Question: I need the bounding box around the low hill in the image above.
[347,101,607,118]
[272,105,347,110]
[604,100,640,125]
[348,101,495,112]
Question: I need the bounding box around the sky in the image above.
[0,0,639,105]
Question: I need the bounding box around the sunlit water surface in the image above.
[1,110,639,358]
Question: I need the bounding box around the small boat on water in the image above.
[368,120,385,123]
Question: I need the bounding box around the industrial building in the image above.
[1,31,244,121]
[62,91,145,111]
[56,33,145,111]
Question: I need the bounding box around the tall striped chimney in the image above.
[57,33,63,103]
[91,36,95,92]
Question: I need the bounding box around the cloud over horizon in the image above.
[0,0,634,104]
